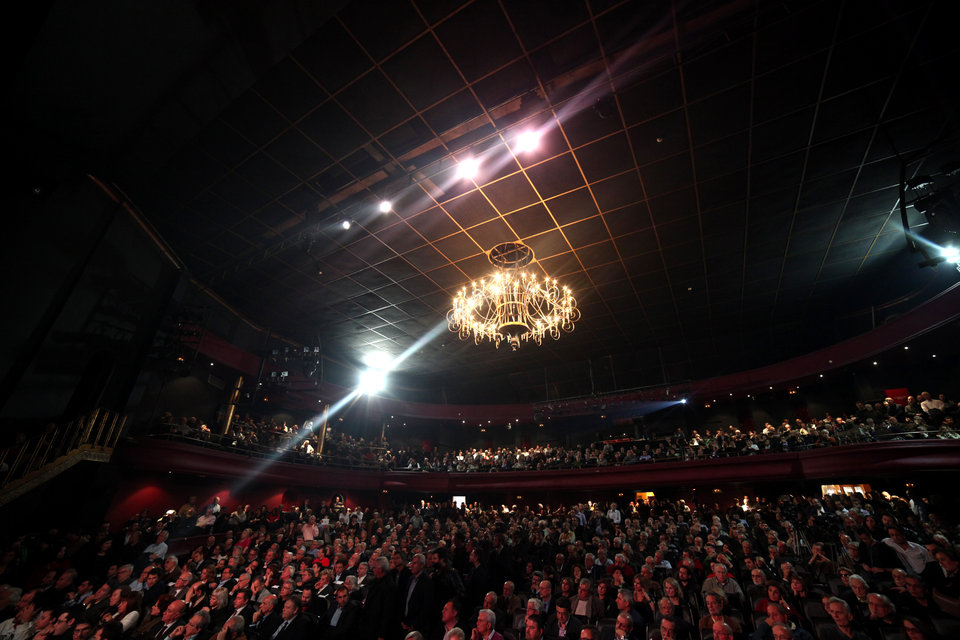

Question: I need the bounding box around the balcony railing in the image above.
[141,425,960,473]
[0,408,127,504]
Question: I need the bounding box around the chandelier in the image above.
[447,242,580,351]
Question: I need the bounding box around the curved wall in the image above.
[107,438,960,522]
[191,283,960,419]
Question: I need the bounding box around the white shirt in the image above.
[882,538,932,574]
[0,618,35,640]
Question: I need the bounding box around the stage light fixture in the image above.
[358,368,386,395]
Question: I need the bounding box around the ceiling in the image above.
[12,0,960,403]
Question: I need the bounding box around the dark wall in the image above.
[1,460,123,531]
[0,176,180,432]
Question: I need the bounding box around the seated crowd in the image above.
[153,392,960,472]
[1,488,959,640]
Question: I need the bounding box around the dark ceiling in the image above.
[12,0,960,403]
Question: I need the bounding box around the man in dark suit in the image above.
[169,571,195,602]
[538,581,556,619]
[464,549,489,613]
[599,612,642,640]
[318,586,360,640]
[360,557,397,640]
[268,597,311,640]
[247,595,281,640]
[299,584,327,618]
[142,570,168,611]
[166,610,209,640]
[144,599,186,640]
[216,568,238,593]
[431,599,464,640]
[230,590,255,627]
[399,553,435,637]
[544,598,582,640]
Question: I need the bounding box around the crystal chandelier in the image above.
[447,242,580,351]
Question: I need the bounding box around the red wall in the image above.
[105,469,375,525]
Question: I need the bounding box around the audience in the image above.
[151,391,960,473]
[2,483,959,640]
[2,391,959,640]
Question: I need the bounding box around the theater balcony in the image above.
[107,435,960,518]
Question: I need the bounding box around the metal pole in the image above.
[93,411,115,445]
[102,414,120,448]
[317,404,330,456]
[110,415,128,448]
[82,408,101,445]
[25,432,49,473]
[221,375,244,434]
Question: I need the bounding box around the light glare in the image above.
[364,351,393,369]
[514,130,541,153]
[456,157,480,180]
[378,200,392,213]
[341,219,352,230]
[358,368,386,395]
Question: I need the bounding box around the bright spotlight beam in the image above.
[232,388,362,493]
[231,320,450,493]
[358,368,386,394]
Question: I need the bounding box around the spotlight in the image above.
[378,200,392,213]
[455,157,480,180]
[341,219,352,230]
[680,398,687,404]
[513,130,541,153]
[942,246,960,263]
[358,369,386,395]
[363,351,392,370]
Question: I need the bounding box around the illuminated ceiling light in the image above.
[942,246,960,262]
[513,130,541,153]
[455,157,480,180]
[378,200,392,213]
[341,219,352,230]
[447,241,580,351]
[358,368,386,395]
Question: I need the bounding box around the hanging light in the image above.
[446,242,579,351]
